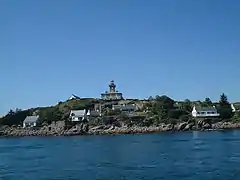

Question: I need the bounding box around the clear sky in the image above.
[0,0,240,116]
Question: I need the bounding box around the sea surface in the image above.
[1,130,240,180]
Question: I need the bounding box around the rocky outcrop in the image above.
[89,125,166,135]
[212,122,240,129]
[184,123,195,131]
[202,122,211,129]
[176,122,187,131]
[0,121,90,137]
[1,121,240,137]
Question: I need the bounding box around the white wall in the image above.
[23,122,37,128]
[192,111,220,117]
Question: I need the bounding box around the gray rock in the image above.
[184,124,191,131]
[202,123,211,129]
[109,125,115,130]
[197,120,203,128]
[82,124,89,132]
[90,125,105,131]
[177,122,187,131]
[164,124,173,131]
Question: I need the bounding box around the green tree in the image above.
[205,97,212,105]
[38,107,64,124]
[155,95,175,109]
[148,96,154,101]
[218,93,233,120]
[202,97,212,107]
[148,95,175,123]
[182,99,192,113]
[8,109,15,116]
[219,93,228,104]
[168,109,183,119]
[0,109,31,126]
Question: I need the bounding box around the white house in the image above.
[69,110,86,121]
[70,109,101,122]
[192,106,220,117]
[231,104,240,113]
[23,115,40,128]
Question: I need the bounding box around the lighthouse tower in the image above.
[101,80,123,100]
[109,80,116,93]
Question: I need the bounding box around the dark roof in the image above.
[23,116,39,123]
[195,106,217,111]
[121,104,136,111]
[70,110,86,117]
[112,105,122,109]
[69,94,80,99]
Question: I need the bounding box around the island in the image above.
[1,80,240,137]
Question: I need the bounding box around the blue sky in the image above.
[0,0,240,116]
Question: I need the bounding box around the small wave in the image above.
[0,145,44,155]
[172,139,191,142]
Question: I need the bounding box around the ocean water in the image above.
[1,131,240,180]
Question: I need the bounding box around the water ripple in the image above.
[1,130,240,179]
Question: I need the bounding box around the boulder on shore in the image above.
[2,121,240,137]
[177,122,187,131]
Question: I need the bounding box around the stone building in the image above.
[101,80,123,100]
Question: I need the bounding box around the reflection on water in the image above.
[193,130,199,139]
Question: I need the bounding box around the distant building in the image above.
[112,104,136,113]
[231,104,236,112]
[23,115,40,128]
[70,109,101,121]
[101,80,123,100]
[69,110,87,121]
[94,103,102,114]
[231,104,240,112]
[192,106,220,117]
[86,110,101,117]
[68,94,80,100]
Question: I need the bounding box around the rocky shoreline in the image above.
[1,121,240,137]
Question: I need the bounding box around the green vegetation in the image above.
[218,93,234,120]
[0,93,239,127]
[0,109,32,126]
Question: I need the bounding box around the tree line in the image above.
[143,93,234,125]
[0,93,238,127]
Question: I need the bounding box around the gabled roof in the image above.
[70,110,86,117]
[69,94,80,100]
[194,106,217,112]
[23,116,39,123]
[121,104,136,111]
